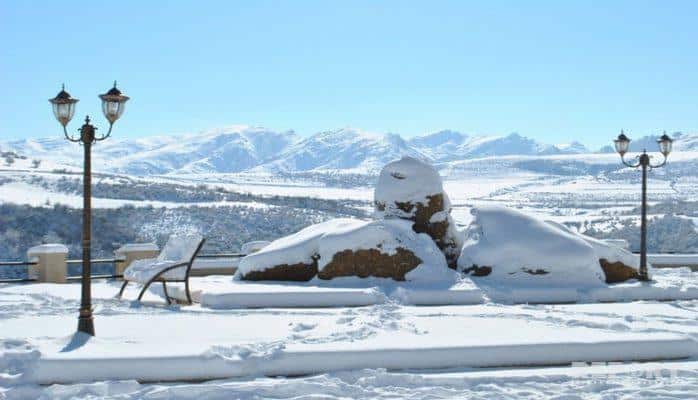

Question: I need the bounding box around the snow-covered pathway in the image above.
[1,278,697,397]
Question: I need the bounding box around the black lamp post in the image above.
[49,82,129,336]
[613,130,673,281]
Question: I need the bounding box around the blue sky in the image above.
[1,1,696,148]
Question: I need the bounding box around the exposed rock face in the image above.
[240,261,318,281]
[374,157,461,268]
[318,247,422,281]
[599,258,641,283]
[461,265,492,277]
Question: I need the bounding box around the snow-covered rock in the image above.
[458,206,606,288]
[317,219,451,281]
[547,221,643,283]
[374,157,461,268]
[237,219,360,281]
[237,218,453,282]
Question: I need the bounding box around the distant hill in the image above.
[4,127,697,175]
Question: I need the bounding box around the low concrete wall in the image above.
[27,244,68,283]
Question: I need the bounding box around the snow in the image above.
[0,279,697,388]
[159,268,698,308]
[603,238,630,250]
[547,220,642,272]
[374,156,444,211]
[123,259,187,282]
[649,253,698,267]
[237,218,364,275]
[123,234,203,282]
[317,219,452,282]
[26,244,68,256]
[1,272,698,396]
[162,275,479,308]
[459,205,606,288]
[239,217,454,283]
[240,240,270,254]
[114,243,159,255]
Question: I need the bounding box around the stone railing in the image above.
[0,243,245,283]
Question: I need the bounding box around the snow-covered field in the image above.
[1,275,697,399]
[2,139,698,397]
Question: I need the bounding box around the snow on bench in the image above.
[119,234,205,304]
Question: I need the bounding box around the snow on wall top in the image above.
[459,205,606,288]
[374,156,444,208]
[27,244,69,256]
[115,243,159,254]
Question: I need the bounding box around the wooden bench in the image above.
[117,234,205,304]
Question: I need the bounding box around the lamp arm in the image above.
[620,154,641,168]
[63,125,81,143]
[96,122,113,141]
[649,154,668,169]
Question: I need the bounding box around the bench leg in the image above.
[162,281,171,304]
[117,280,129,298]
[184,278,192,304]
[137,280,154,301]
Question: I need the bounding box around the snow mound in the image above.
[458,205,606,288]
[547,221,642,271]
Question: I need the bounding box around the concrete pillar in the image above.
[114,243,160,278]
[27,244,69,283]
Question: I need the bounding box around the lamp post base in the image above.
[77,311,95,336]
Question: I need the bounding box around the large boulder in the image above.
[317,219,452,282]
[374,157,461,268]
[457,205,607,288]
[237,218,453,282]
[237,219,362,281]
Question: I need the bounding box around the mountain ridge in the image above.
[4,127,696,175]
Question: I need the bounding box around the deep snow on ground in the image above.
[5,362,698,400]
[1,274,698,398]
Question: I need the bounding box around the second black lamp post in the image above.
[613,131,673,281]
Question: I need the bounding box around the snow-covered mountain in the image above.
[4,126,300,175]
[408,131,588,162]
[3,127,696,175]
[254,128,428,173]
[598,132,698,154]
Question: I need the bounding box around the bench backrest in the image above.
[157,234,205,264]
